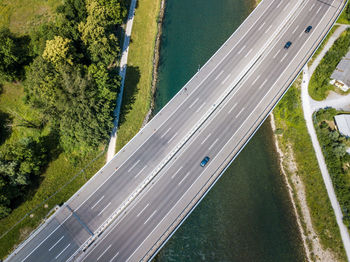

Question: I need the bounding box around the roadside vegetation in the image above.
[314,108,350,228]
[337,2,350,25]
[0,0,129,258]
[307,25,338,67]
[115,0,162,151]
[309,28,350,101]
[273,79,346,261]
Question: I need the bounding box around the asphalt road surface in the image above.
[6,0,345,261]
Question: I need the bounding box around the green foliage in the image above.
[314,108,350,229]
[273,78,346,260]
[0,28,30,81]
[309,29,350,101]
[0,136,50,218]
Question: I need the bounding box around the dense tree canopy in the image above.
[0,0,127,217]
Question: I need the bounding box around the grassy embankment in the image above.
[273,79,347,261]
[115,0,162,151]
[314,109,350,230]
[308,25,339,66]
[309,29,350,101]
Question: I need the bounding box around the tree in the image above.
[43,36,74,66]
[0,28,22,81]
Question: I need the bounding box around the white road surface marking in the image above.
[244,48,253,58]
[201,133,212,145]
[237,45,246,54]
[280,53,288,62]
[128,160,140,173]
[265,25,272,33]
[299,31,304,38]
[214,70,224,80]
[273,49,281,59]
[171,166,183,179]
[137,204,149,217]
[134,165,147,179]
[167,132,178,144]
[189,98,199,109]
[49,236,64,251]
[55,244,70,260]
[196,102,206,113]
[160,128,171,138]
[316,6,322,14]
[221,74,231,84]
[251,74,261,85]
[259,79,268,89]
[22,224,62,261]
[283,2,290,11]
[144,210,157,225]
[309,3,315,11]
[258,22,266,31]
[276,1,282,8]
[98,202,111,216]
[110,252,120,262]
[292,25,299,34]
[208,138,219,150]
[97,244,112,261]
[91,195,105,209]
[228,103,238,114]
[235,107,245,118]
[178,172,191,186]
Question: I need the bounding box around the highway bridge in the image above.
[6,0,346,261]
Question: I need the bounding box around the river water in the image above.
[152,0,305,261]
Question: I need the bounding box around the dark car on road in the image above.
[284,41,292,49]
[200,156,210,167]
[305,25,312,33]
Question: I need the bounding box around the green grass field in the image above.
[273,78,346,261]
[115,0,161,152]
[0,0,60,35]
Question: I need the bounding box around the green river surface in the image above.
[152,0,305,261]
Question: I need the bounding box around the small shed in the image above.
[330,50,350,92]
[334,114,350,137]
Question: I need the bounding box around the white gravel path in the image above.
[302,31,350,259]
[107,0,138,162]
